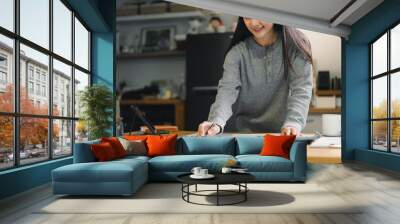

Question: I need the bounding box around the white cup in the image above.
[200,169,208,176]
[221,167,232,174]
[191,167,202,176]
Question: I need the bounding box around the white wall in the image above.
[301,29,342,78]
[300,29,341,134]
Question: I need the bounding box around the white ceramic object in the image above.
[322,114,341,136]
[221,167,232,173]
[190,174,215,179]
[191,167,202,176]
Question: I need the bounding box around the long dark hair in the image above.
[227,17,312,76]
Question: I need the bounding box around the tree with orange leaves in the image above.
[0,84,59,151]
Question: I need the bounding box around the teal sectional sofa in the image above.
[52,135,309,196]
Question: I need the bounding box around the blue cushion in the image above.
[73,140,101,163]
[235,136,264,155]
[117,155,150,162]
[149,154,235,172]
[53,159,147,183]
[178,136,235,155]
[236,155,293,172]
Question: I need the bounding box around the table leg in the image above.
[217,184,219,206]
[195,184,197,192]
[245,183,247,201]
[187,184,190,202]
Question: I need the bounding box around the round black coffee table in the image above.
[177,173,255,206]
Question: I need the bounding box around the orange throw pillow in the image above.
[101,137,127,158]
[146,134,177,157]
[259,134,296,159]
[91,142,117,161]
[124,135,148,141]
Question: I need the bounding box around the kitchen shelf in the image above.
[117,50,185,59]
[309,107,341,114]
[315,90,341,96]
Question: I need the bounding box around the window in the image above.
[0,71,7,84]
[75,18,90,70]
[370,23,400,154]
[0,35,13,113]
[0,54,8,89]
[53,59,72,117]
[20,0,49,49]
[0,0,91,170]
[28,81,34,94]
[0,0,14,32]
[35,70,40,81]
[35,83,40,95]
[0,116,13,170]
[53,0,72,60]
[28,67,34,80]
[0,55,7,67]
[42,85,46,97]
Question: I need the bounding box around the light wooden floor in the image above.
[1,162,400,224]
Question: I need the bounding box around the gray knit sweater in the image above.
[207,36,313,133]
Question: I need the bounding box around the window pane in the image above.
[20,117,49,165]
[20,44,49,115]
[391,72,400,118]
[392,24,400,70]
[74,69,89,118]
[391,120,400,153]
[0,35,14,112]
[53,59,72,117]
[53,119,72,158]
[0,0,14,31]
[372,33,387,76]
[0,116,13,170]
[75,18,89,70]
[53,0,72,60]
[372,76,387,119]
[20,0,49,49]
[75,120,88,143]
[372,121,388,151]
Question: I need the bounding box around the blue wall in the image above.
[0,0,115,200]
[343,0,400,171]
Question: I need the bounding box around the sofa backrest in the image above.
[177,136,236,155]
[73,140,100,163]
[235,136,264,155]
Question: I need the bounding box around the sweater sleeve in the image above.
[207,47,242,129]
[282,53,313,132]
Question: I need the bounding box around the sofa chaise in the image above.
[52,135,309,196]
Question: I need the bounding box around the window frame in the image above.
[0,0,92,171]
[370,20,400,154]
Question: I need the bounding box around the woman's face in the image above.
[243,18,274,39]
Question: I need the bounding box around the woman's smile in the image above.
[250,25,265,33]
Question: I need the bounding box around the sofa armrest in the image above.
[73,140,100,163]
[289,141,307,181]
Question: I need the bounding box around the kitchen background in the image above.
[116,0,342,135]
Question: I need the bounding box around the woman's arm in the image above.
[282,53,313,134]
[207,47,242,132]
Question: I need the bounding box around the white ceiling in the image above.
[227,0,352,22]
[167,0,384,37]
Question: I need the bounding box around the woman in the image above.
[198,17,313,136]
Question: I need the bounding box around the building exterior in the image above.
[0,41,75,151]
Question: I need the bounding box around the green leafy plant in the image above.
[79,84,113,140]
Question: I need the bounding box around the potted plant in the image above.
[79,84,113,140]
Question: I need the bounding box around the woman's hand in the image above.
[198,121,221,136]
[281,126,298,136]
